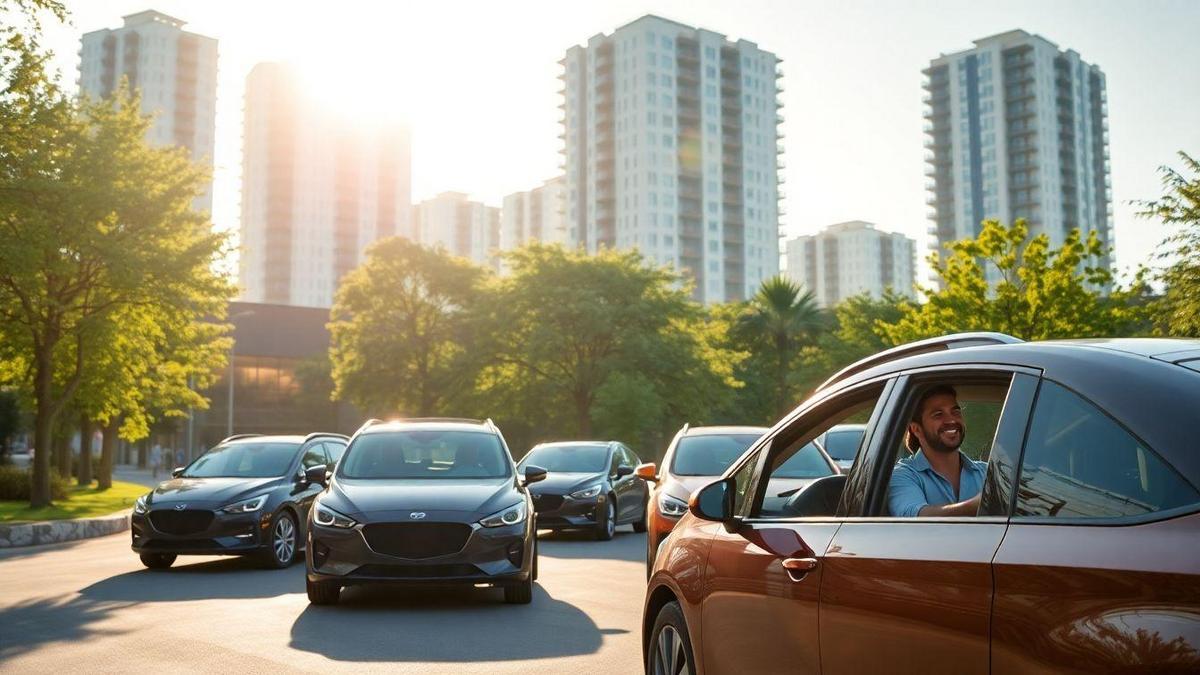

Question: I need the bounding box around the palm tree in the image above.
[736,276,825,417]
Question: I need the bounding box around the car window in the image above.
[518,444,609,472]
[610,449,622,475]
[731,448,763,515]
[339,430,510,479]
[183,442,298,478]
[1014,380,1200,519]
[324,441,346,464]
[671,434,762,476]
[822,429,864,462]
[622,446,639,467]
[302,445,327,470]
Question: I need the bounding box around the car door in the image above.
[991,378,1200,673]
[621,445,649,516]
[295,444,330,532]
[699,379,893,675]
[611,445,638,522]
[817,368,1037,675]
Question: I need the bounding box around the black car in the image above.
[305,418,546,605]
[131,433,348,570]
[517,441,650,540]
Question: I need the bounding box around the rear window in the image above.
[340,431,510,480]
[671,434,762,476]
[519,444,609,473]
[184,442,298,478]
[772,442,836,479]
[823,429,864,461]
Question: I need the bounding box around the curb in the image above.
[0,510,131,548]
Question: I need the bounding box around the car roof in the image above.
[532,441,613,448]
[360,421,495,434]
[226,435,304,444]
[682,426,770,436]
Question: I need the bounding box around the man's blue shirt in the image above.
[888,449,987,517]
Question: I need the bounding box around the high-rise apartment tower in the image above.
[784,221,915,308]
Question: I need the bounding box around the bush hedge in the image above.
[0,465,70,501]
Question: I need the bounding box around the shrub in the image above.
[0,465,70,501]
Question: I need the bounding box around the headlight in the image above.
[220,494,268,514]
[312,500,356,528]
[658,493,688,518]
[133,494,149,514]
[569,484,602,499]
[480,501,527,528]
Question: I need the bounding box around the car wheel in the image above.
[595,497,616,541]
[139,552,176,570]
[649,601,696,675]
[306,577,340,605]
[504,575,533,604]
[261,510,298,569]
[632,495,649,533]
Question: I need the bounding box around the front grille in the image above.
[353,563,482,579]
[361,522,472,559]
[531,494,564,512]
[149,510,214,535]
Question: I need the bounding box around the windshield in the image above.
[774,442,836,479]
[184,442,298,478]
[339,430,511,479]
[671,434,762,476]
[519,444,608,473]
[823,429,865,461]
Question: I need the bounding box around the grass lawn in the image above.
[0,480,149,523]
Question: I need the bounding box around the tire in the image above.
[139,552,176,570]
[595,497,616,541]
[632,495,649,533]
[306,577,340,605]
[649,601,696,675]
[504,575,533,604]
[260,510,298,569]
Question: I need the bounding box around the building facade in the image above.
[784,221,915,308]
[924,30,1112,273]
[413,192,501,269]
[79,10,218,213]
[562,15,782,303]
[239,63,412,308]
[501,176,569,251]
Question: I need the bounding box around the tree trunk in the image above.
[137,439,147,468]
[98,419,117,490]
[30,383,54,507]
[54,425,71,479]
[78,415,93,487]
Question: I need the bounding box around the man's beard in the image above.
[923,423,964,454]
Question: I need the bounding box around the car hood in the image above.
[661,475,722,502]
[527,472,604,496]
[329,477,517,520]
[148,476,282,508]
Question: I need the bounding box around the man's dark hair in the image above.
[904,384,958,453]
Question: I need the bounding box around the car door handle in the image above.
[782,557,819,581]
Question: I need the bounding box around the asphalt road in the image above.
[0,526,648,674]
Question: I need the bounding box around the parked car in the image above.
[636,425,769,576]
[517,441,649,540]
[131,432,348,570]
[305,418,545,605]
[644,333,1200,675]
[817,423,866,471]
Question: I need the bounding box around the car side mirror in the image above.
[616,465,634,479]
[304,465,328,485]
[522,465,548,486]
[690,478,734,524]
[171,467,184,478]
[635,462,658,482]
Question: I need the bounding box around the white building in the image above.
[562,15,782,303]
[413,192,501,269]
[501,176,569,252]
[785,221,915,308]
[924,30,1112,276]
[79,10,218,213]
[239,63,412,308]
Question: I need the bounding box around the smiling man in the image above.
[888,385,986,517]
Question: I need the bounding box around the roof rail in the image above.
[220,433,262,444]
[303,432,349,443]
[817,332,1023,391]
[680,423,690,435]
[397,417,484,425]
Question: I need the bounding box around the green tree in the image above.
[733,276,826,418]
[881,220,1146,344]
[0,389,21,459]
[802,289,914,386]
[329,237,487,417]
[1137,151,1200,336]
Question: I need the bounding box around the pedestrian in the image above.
[150,442,162,479]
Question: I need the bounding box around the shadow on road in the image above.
[290,583,623,662]
[79,556,304,602]
[536,527,644,563]
[0,538,89,561]
[0,593,134,660]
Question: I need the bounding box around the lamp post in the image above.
[226,310,255,437]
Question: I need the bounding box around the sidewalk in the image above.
[113,464,162,488]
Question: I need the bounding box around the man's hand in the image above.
[917,493,981,517]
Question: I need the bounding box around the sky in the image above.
[36,0,1200,285]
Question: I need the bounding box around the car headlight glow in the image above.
[133,494,149,515]
[220,494,269,514]
[658,493,689,518]
[569,484,602,500]
[480,501,527,528]
[312,499,357,528]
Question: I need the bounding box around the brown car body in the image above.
[644,335,1200,674]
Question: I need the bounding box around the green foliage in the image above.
[1138,151,1200,337]
[329,237,488,417]
[881,219,1147,343]
[0,465,67,501]
[0,479,145,522]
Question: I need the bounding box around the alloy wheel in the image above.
[274,515,296,564]
[654,625,691,675]
[606,501,616,538]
